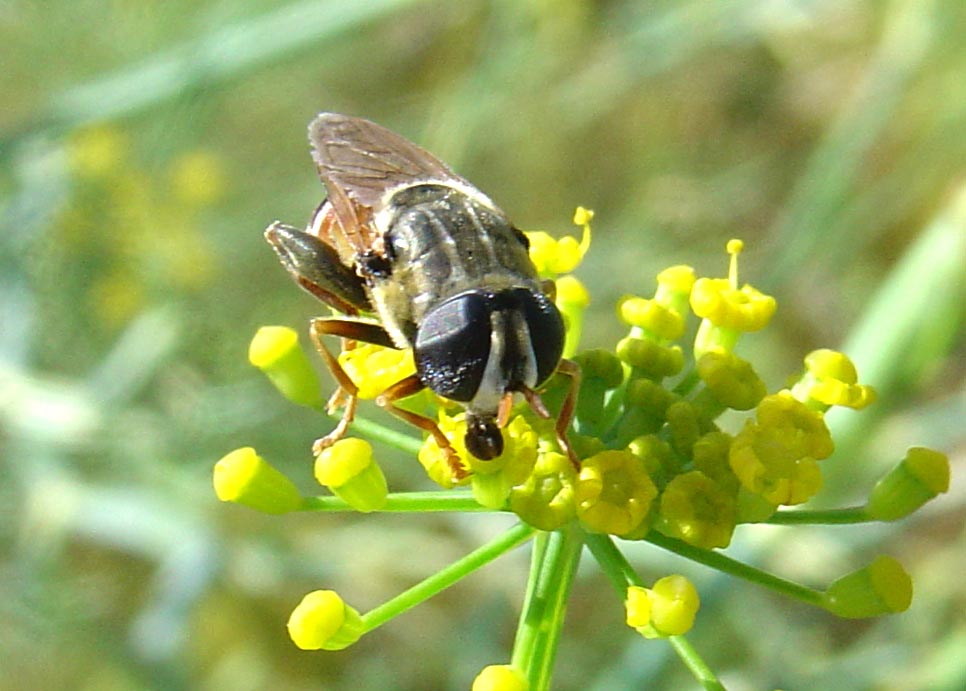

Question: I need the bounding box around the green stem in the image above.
[360,522,535,633]
[765,506,872,525]
[326,412,424,455]
[300,491,493,512]
[584,533,727,691]
[511,526,584,691]
[644,532,824,608]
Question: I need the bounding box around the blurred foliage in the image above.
[0,1,963,690]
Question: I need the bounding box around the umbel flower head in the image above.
[218,211,949,690]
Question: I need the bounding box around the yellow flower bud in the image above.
[866,447,950,521]
[648,575,700,635]
[822,556,912,618]
[249,326,323,407]
[314,438,387,512]
[472,664,529,691]
[287,590,364,650]
[627,577,701,638]
[213,447,302,514]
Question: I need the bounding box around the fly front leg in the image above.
[309,318,397,456]
[520,358,582,470]
[375,375,468,480]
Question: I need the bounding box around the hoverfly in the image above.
[265,113,579,477]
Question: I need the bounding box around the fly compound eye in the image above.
[513,289,566,386]
[414,292,492,402]
[465,415,504,460]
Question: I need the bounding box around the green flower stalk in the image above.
[217,215,949,690]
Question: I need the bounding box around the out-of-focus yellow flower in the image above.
[525,206,592,277]
[249,326,324,408]
[866,447,950,521]
[169,150,226,207]
[791,349,876,410]
[575,450,657,536]
[729,391,834,506]
[339,343,416,400]
[821,556,912,618]
[472,664,529,691]
[657,471,737,549]
[509,450,576,530]
[314,438,388,512]
[68,125,129,178]
[213,447,302,514]
[287,590,364,650]
[90,270,145,328]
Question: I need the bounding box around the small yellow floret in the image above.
[792,349,876,410]
[525,207,592,276]
[575,450,657,536]
[690,278,776,332]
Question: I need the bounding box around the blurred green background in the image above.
[1,1,963,689]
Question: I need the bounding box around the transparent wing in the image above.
[308,113,470,253]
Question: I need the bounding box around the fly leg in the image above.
[376,375,468,480]
[309,318,396,456]
[520,358,582,470]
